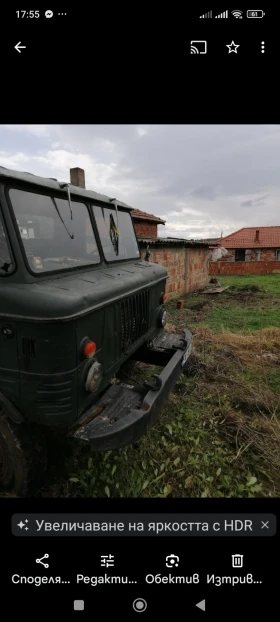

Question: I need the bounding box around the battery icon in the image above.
[246,10,265,18]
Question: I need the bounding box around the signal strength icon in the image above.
[200,11,213,18]
[215,10,228,18]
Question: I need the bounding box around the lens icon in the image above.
[133,598,147,612]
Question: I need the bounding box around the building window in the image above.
[235,249,245,261]
[276,249,280,261]
[256,250,261,261]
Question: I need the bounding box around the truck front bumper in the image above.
[71,328,192,451]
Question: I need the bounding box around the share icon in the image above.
[36,554,49,568]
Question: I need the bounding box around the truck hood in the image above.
[1,261,167,321]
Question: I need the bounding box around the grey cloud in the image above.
[113,126,279,207]
[241,200,253,207]
[241,193,270,208]
[1,124,280,237]
[190,186,218,201]
[254,194,270,203]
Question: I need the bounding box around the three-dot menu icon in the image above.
[261,41,265,53]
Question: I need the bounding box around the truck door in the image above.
[0,205,20,407]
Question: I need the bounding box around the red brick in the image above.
[209,260,280,275]
[216,247,279,263]
[139,243,210,298]
[134,221,158,238]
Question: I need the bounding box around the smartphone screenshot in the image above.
[0,6,277,619]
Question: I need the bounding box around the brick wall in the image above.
[133,220,158,238]
[221,249,235,262]
[219,248,279,262]
[139,243,210,298]
[245,249,258,261]
[186,248,210,292]
[259,249,279,261]
[209,261,280,275]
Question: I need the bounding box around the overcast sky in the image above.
[0,124,279,239]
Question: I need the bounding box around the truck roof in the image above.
[0,165,132,211]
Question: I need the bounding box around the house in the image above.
[216,227,280,262]
[131,209,165,238]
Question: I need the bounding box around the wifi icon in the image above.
[231,10,243,18]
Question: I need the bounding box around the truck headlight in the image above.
[85,361,103,392]
[158,307,167,327]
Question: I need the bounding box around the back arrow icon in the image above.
[15,42,26,53]
[196,599,206,611]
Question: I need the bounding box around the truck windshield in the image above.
[93,205,140,261]
[9,189,100,273]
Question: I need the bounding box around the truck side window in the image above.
[0,209,15,275]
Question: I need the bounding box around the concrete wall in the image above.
[209,261,280,276]
[139,244,210,298]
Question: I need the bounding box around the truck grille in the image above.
[120,289,150,351]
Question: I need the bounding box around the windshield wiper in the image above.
[51,197,74,240]
[59,182,73,220]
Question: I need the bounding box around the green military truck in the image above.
[0,166,192,495]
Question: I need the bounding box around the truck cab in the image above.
[0,166,192,495]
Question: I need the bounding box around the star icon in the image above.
[226,41,240,54]
[17,519,29,530]
[18,521,25,529]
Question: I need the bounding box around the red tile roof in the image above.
[218,227,280,249]
[131,209,166,224]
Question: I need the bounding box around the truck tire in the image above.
[0,411,48,496]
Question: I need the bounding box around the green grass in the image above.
[201,306,280,332]
[201,275,280,332]
[40,275,280,499]
[218,274,280,295]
